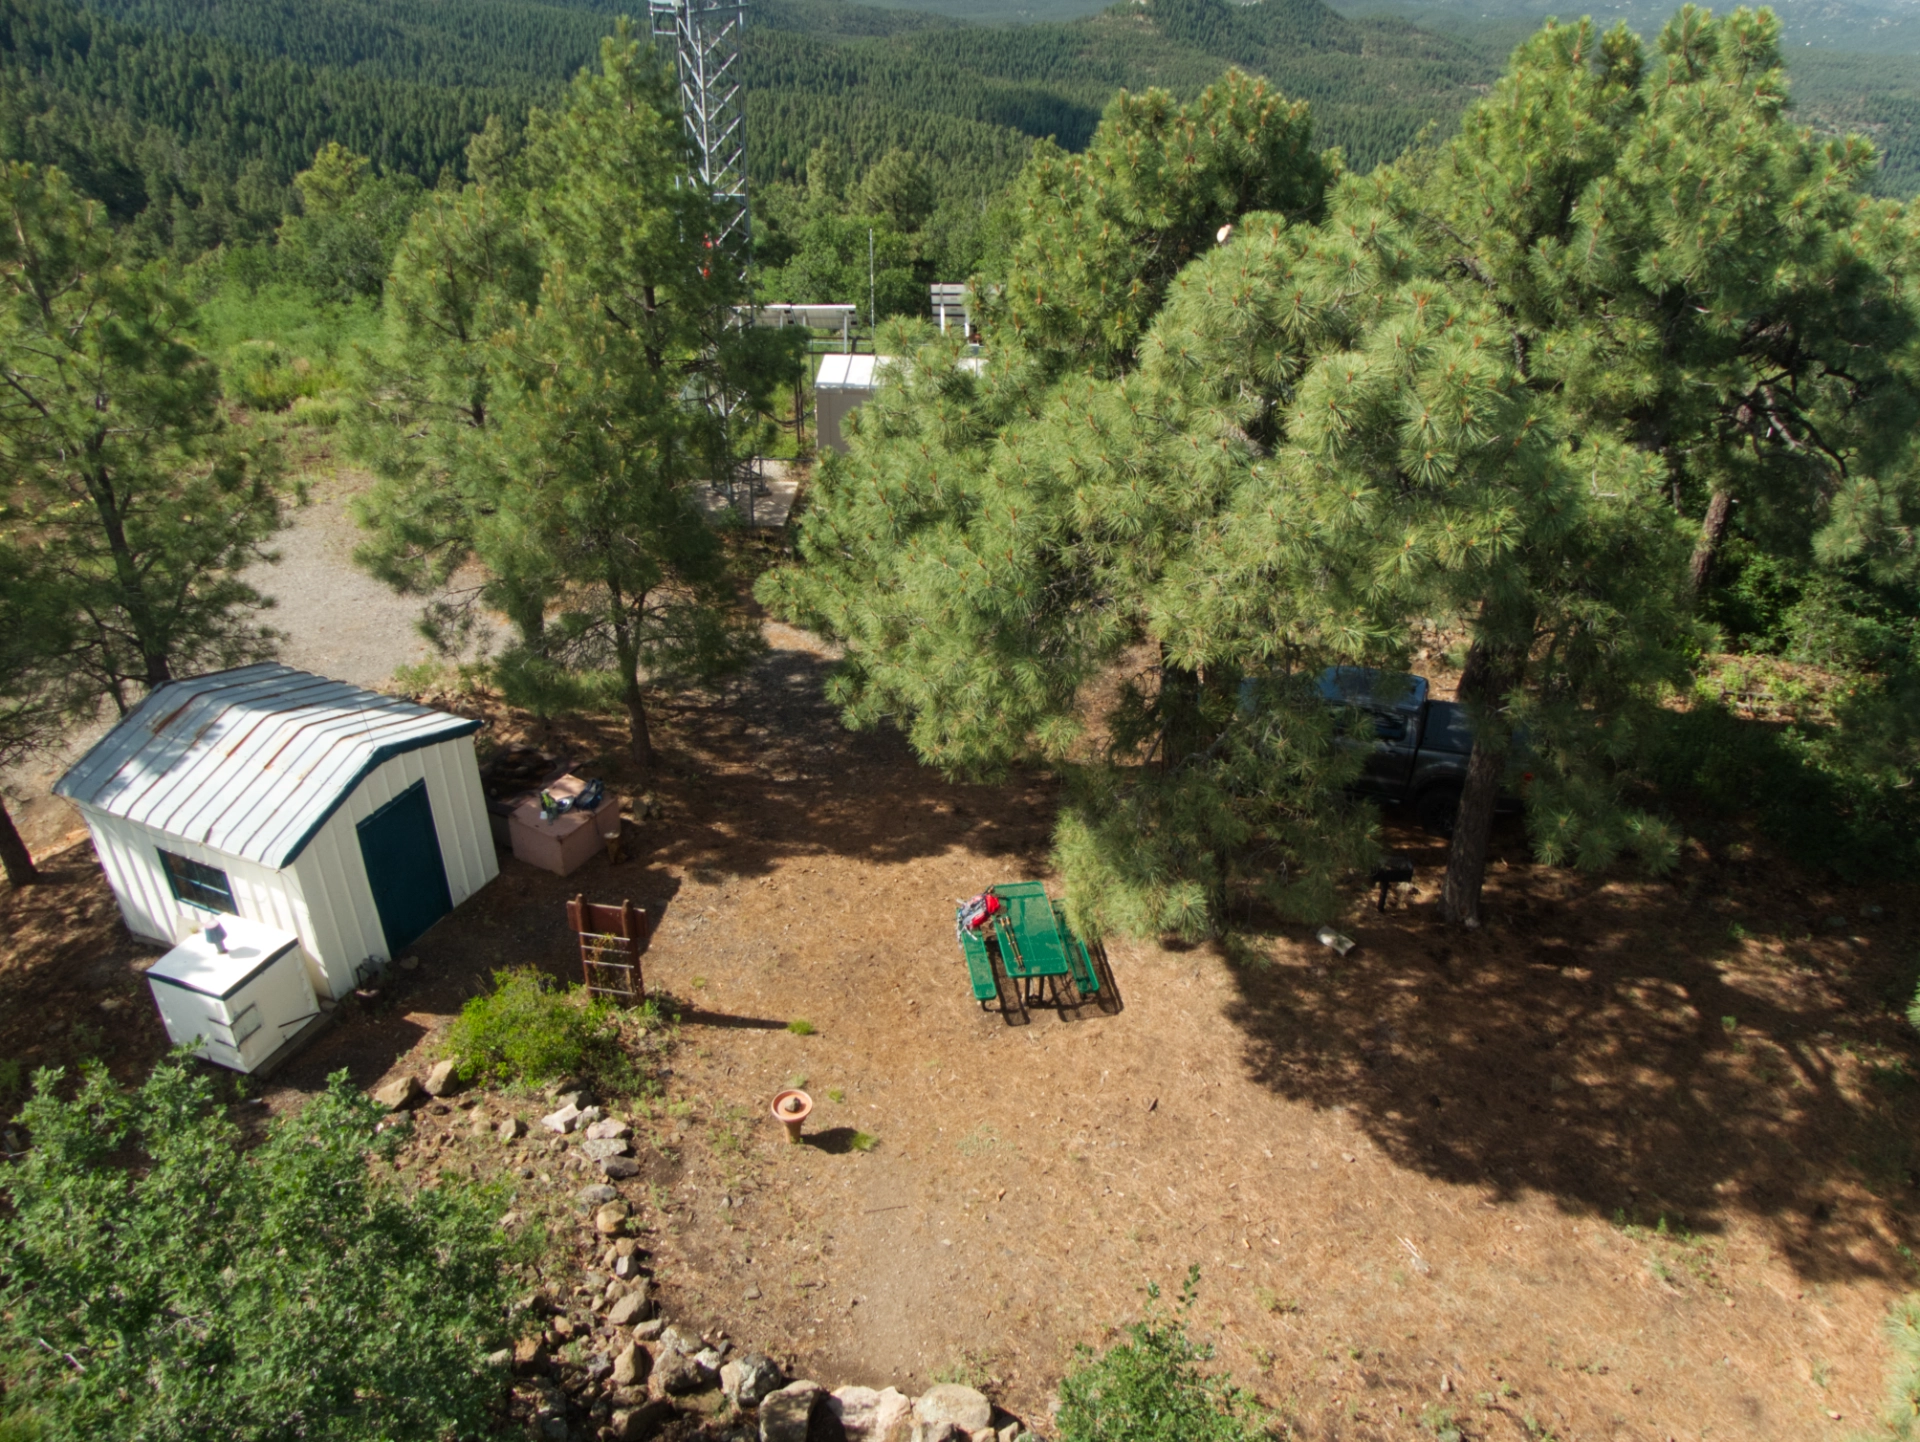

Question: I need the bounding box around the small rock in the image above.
[398,955,419,972]
[613,1344,650,1387]
[498,1116,526,1142]
[586,1118,633,1141]
[552,1088,584,1108]
[578,1104,605,1125]
[914,1385,992,1437]
[630,1317,666,1342]
[997,1427,1021,1442]
[498,1210,523,1230]
[585,1352,615,1382]
[695,1347,727,1374]
[486,1348,512,1370]
[513,1336,549,1374]
[372,1075,423,1110]
[659,1325,703,1356]
[601,1156,643,1180]
[608,1285,652,1327]
[542,1102,583,1134]
[916,1424,965,1442]
[469,1113,495,1138]
[582,1137,633,1161]
[615,1252,646,1280]
[423,1059,460,1096]
[744,1285,762,1301]
[577,1183,619,1208]
[651,1349,714,1397]
[595,1202,631,1236]
[759,1380,821,1442]
[722,1354,787,1408]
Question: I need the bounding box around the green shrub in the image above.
[449,968,652,1094]
[223,339,337,412]
[0,1060,514,1442]
[288,393,343,427]
[1643,698,1920,881]
[1057,1268,1268,1442]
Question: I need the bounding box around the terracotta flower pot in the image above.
[771,1088,812,1144]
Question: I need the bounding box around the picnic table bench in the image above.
[956,881,1103,1019]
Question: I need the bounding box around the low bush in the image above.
[449,968,654,1094]
[223,339,343,412]
[1056,1268,1268,1442]
[1642,694,1920,882]
[0,1059,514,1442]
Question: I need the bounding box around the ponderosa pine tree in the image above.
[983,70,1330,379]
[0,161,290,715]
[352,33,786,768]
[766,13,1920,934]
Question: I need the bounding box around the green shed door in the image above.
[356,779,453,957]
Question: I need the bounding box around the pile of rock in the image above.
[502,1185,1032,1442]
[541,1092,642,1180]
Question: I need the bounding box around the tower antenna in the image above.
[650,0,751,263]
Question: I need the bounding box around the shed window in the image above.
[159,850,237,914]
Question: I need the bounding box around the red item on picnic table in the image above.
[955,890,1002,941]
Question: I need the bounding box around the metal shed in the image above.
[55,664,498,1000]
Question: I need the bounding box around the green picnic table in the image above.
[955,882,1101,1017]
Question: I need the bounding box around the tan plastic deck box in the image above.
[506,775,622,877]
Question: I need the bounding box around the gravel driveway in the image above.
[5,462,491,858]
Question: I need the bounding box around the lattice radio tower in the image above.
[649,0,751,262]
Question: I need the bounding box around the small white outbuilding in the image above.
[56,663,498,1000]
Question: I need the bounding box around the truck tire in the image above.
[1416,786,1460,837]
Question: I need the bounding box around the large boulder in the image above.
[914,1386,992,1439]
[651,1349,715,1397]
[758,1381,821,1442]
[371,1075,422,1110]
[423,1059,460,1096]
[830,1385,913,1441]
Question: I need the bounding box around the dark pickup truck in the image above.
[1316,667,1524,835]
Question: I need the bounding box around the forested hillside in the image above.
[3,0,1504,260]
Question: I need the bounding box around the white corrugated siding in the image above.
[80,734,497,1001]
[284,736,498,997]
[79,807,307,950]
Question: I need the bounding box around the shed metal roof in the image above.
[55,664,482,870]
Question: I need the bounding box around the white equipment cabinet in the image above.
[146,917,320,1073]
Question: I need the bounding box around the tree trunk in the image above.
[1441,736,1503,927]
[0,797,40,887]
[1441,641,1520,927]
[624,681,654,771]
[1688,488,1734,596]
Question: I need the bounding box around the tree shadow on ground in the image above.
[1221,819,1920,1287]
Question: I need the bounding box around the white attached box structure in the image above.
[814,353,889,454]
[56,664,498,1000]
[146,917,319,1073]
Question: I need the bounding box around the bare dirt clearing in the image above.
[7,613,1917,1440]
